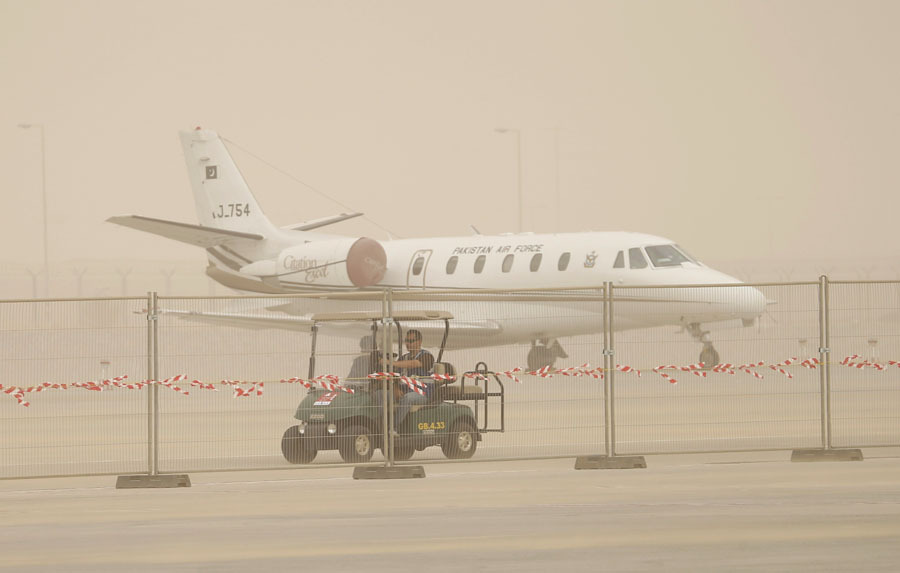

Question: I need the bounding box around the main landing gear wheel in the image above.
[442,420,478,459]
[338,425,374,463]
[527,346,555,370]
[527,339,567,370]
[281,425,317,464]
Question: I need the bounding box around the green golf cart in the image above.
[280,311,505,464]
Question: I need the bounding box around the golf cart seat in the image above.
[441,384,486,400]
[438,364,486,401]
[406,363,458,414]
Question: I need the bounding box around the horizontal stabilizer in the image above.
[107,215,263,248]
[284,212,363,232]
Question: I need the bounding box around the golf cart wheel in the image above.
[392,442,415,461]
[442,420,477,459]
[281,425,317,464]
[338,425,375,463]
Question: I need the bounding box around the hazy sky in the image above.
[2,0,898,275]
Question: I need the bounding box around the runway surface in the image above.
[1,451,900,571]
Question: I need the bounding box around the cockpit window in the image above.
[674,244,699,264]
[613,251,624,269]
[628,247,648,269]
[645,244,692,267]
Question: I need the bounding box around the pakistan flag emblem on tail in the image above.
[205,165,218,180]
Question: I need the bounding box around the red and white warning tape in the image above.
[615,364,642,377]
[5,353,895,409]
[841,355,893,371]
[652,363,706,384]
[221,380,265,397]
[737,362,766,379]
[497,367,523,383]
[280,377,313,390]
[464,371,491,382]
[366,371,424,394]
[0,374,204,407]
[526,365,554,378]
[313,374,355,394]
[768,358,798,379]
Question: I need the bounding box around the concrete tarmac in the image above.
[1,452,900,572]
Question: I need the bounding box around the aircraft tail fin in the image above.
[179,128,279,237]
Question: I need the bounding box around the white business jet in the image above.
[108,128,766,368]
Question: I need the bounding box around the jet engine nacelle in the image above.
[242,237,387,288]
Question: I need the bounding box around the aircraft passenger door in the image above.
[406,249,433,289]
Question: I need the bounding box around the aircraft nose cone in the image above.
[728,283,767,321]
[745,286,768,316]
[708,270,767,320]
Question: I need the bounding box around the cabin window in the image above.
[558,252,571,271]
[474,254,486,273]
[412,256,425,275]
[502,254,514,273]
[530,253,542,272]
[613,251,624,268]
[628,247,648,269]
[446,256,458,274]
[645,244,691,268]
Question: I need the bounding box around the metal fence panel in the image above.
[610,283,824,454]
[829,281,900,448]
[0,297,149,478]
[389,289,608,462]
[4,280,900,480]
[154,294,384,471]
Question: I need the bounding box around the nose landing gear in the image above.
[686,323,720,370]
[699,342,720,370]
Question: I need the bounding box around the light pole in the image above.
[495,128,523,233]
[550,126,560,233]
[18,123,49,297]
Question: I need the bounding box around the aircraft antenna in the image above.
[220,135,403,239]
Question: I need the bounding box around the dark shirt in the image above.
[397,348,435,397]
[397,349,435,378]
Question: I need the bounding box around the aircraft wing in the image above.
[158,308,314,331]
[107,215,263,248]
[156,307,502,340]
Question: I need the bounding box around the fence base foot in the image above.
[353,465,426,480]
[116,474,191,488]
[791,448,863,462]
[575,455,646,470]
